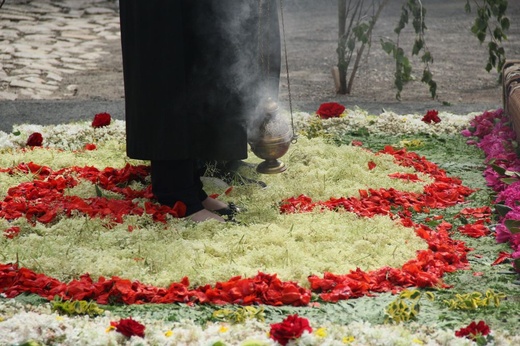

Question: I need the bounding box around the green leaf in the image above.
[396,47,405,63]
[353,23,370,44]
[501,17,510,31]
[51,299,104,317]
[501,178,519,185]
[498,1,508,16]
[347,38,356,51]
[403,59,412,81]
[409,290,421,300]
[477,31,487,43]
[412,18,422,33]
[491,164,507,175]
[515,258,520,272]
[412,38,424,55]
[429,80,437,99]
[19,342,43,346]
[421,70,432,83]
[399,290,413,299]
[242,341,269,346]
[395,8,409,34]
[464,0,471,13]
[504,219,520,234]
[475,17,488,31]
[95,184,103,197]
[381,40,395,55]
[489,53,497,67]
[421,51,433,63]
[494,27,505,41]
[495,204,513,217]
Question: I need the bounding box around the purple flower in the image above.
[497,182,520,207]
[495,224,512,243]
[461,129,472,137]
[484,167,508,192]
[511,234,520,257]
[463,108,520,266]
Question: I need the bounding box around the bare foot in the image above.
[187,209,225,223]
[201,197,228,211]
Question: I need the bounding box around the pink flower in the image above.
[495,224,512,243]
[461,129,473,137]
[511,233,520,256]
[483,166,509,192]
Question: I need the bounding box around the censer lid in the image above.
[249,98,293,174]
[260,99,291,138]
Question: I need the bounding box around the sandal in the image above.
[214,202,242,219]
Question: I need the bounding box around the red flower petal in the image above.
[491,251,512,266]
[458,223,491,238]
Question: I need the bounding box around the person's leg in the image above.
[194,161,242,220]
[193,164,230,211]
[151,159,224,222]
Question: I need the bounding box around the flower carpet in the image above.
[0,107,519,345]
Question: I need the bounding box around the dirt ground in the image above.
[55,0,520,113]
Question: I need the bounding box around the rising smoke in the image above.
[209,0,283,142]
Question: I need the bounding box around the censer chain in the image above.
[259,0,297,144]
[279,0,298,144]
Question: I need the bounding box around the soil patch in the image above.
[65,0,520,114]
[3,0,520,118]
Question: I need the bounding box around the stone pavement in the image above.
[0,0,119,101]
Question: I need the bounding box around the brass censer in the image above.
[249,0,296,174]
[249,98,294,174]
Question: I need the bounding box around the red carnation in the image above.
[110,317,146,338]
[3,226,21,239]
[26,132,43,146]
[421,109,441,124]
[92,112,111,128]
[455,320,491,341]
[269,314,312,345]
[316,102,346,119]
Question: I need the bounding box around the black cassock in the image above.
[119,0,281,161]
